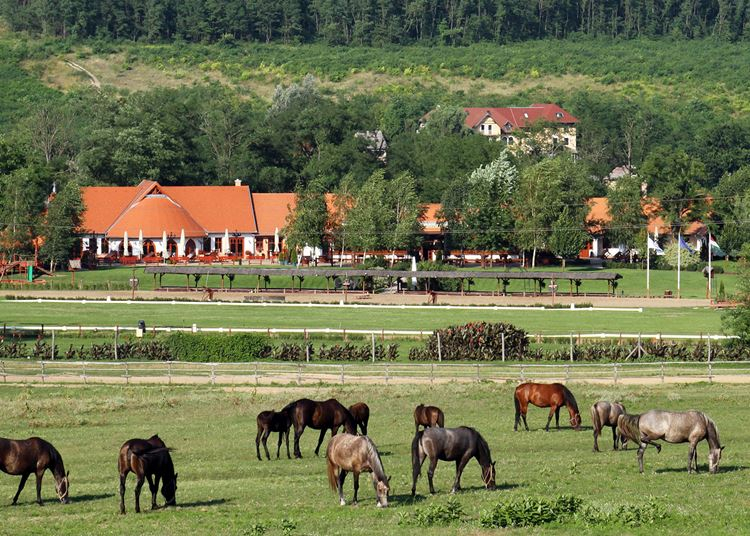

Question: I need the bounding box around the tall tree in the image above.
[384,171,422,258]
[40,179,83,271]
[284,178,330,257]
[606,173,648,260]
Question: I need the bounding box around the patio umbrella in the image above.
[138,229,144,257]
[223,229,230,254]
[274,227,279,254]
[122,231,129,256]
[411,255,417,289]
[162,230,169,259]
[179,228,186,257]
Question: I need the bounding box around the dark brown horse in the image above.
[591,401,628,452]
[0,437,70,505]
[282,398,357,458]
[118,435,177,514]
[414,404,445,432]
[256,410,292,460]
[348,403,370,436]
[514,382,582,432]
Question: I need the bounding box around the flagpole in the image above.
[677,228,681,299]
[708,230,712,300]
[646,230,650,298]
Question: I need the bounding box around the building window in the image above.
[563,137,569,145]
[479,124,485,132]
[556,112,564,119]
[552,136,559,145]
[142,239,155,256]
[230,236,243,256]
[185,239,196,256]
[215,237,222,252]
[486,124,492,133]
[507,137,514,144]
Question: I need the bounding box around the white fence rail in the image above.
[2,360,749,386]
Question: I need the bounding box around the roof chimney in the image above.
[234,179,242,187]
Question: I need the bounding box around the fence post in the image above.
[340,364,345,384]
[437,332,442,362]
[82,361,87,384]
[385,364,389,386]
[501,333,506,362]
[707,334,712,363]
[637,333,642,359]
[430,363,434,385]
[41,361,45,383]
[297,363,302,386]
[1,361,5,383]
[254,362,259,385]
[371,333,376,363]
[660,361,665,383]
[565,364,570,383]
[305,343,310,363]
[168,361,172,385]
[51,330,55,360]
[520,366,525,382]
[707,335,713,383]
[210,364,216,385]
[613,363,618,384]
[114,326,119,360]
[569,333,574,362]
[125,362,129,384]
[476,363,480,382]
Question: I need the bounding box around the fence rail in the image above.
[2,360,749,386]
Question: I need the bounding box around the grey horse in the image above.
[591,401,628,452]
[618,410,724,474]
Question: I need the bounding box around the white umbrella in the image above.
[122,231,129,256]
[411,255,418,289]
[274,227,279,254]
[162,230,169,259]
[138,229,144,257]
[178,228,186,257]
[223,229,230,254]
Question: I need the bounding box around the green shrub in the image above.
[163,332,272,362]
[409,322,529,361]
[400,497,464,526]
[479,495,582,528]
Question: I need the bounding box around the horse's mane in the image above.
[363,437,387,483]
[618,413,641,444]
[704,414,721,449]
[560,385,579,414]
[281,400,297,414]
[475,430,492,465]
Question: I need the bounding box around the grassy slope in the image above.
[0,383,747,535]
[0,300,724,335]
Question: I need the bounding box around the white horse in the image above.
[326,434,390,507]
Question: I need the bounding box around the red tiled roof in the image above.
[164,185,256,233]
[421,203,443,234]
[464,103,577,131]
[251,193,296,236]
[587,197,703,235]
[108,195,206,237]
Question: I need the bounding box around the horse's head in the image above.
[162,472,178,506]
[482,462,496,490]
[55,471,70,504]
[569,412,582,431]
[709,446,725,474]
[374,476,390,508]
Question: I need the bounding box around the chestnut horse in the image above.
[591,401,628,452]
[0,437,70,505]
[514,382,582,432]
[118,435,177,514]
[348,403,370,436]
[282,398,357,458]
[326,434,390,507]
[414,404,445,432]
[255,410,292,460]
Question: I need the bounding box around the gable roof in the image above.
[464,103,577,131]
[586,197,703,236]
[251,193,297,236]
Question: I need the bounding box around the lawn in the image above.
[0,382,746,535]
[4,264,739,300]
[0,300,727,336]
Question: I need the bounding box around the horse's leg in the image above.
[352,472,360,504]
[119,473,127,514]
[451,454,472,493]
[293,423,305,458]
[255,426,264,461]
[427,457,439,494]
[12,473,29,505]
[411,448,426,496]
[314,428,328,456]
[34,470,44,506]
[545,406,556,432]
[262,429,271,460]
[514,403,520,432]
[687,444,695,474]
[337,470,347,506]
[637,442,647,473]
[611,425,618,451]
[555,406,561,429]
[146,474,158,509]
[285,429,291,459]
[134,475,145,513]
[276,431,283,459]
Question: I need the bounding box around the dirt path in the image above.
[65,60,101,88]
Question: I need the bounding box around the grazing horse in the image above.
[617,410,724,474]
[118,435,178,514]
[326,434,390,507]
[348,403,370,436]
[255,410,292,460]
[0,437,70,505]
[514,382,582,432]
[591,401,628,452]
[414,404,445,432]
[411,426,496,496]
[282,398,357,458]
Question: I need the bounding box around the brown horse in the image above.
[326,434,390,507]
[348,403,370,436]
[514,382,582,432]
[591,401,628,452]
[0,437,70,505]
[256,410,292,460]
[282,398,357,458]
[414,404,445,432]
[118,435,177,514]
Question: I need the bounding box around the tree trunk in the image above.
[532,247,537,268]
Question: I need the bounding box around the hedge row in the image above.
[409,322,529,361]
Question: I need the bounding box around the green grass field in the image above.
[0,300,727,335]
[2,264,739,300]
[0,382,747,535]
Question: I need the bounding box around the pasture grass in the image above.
[0,300,726,335]
[0,382,747,535]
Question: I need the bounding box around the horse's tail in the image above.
[514,389,521,419]
[326,446,338,492]
[617,414,641,444]
[411,431,424,477]
[590,403,601,433]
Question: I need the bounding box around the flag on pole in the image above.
[648,235,664,255]
[678,235,694,254]
[708,236,725,257]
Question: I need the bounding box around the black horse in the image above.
[282,398,357,458]
[118,435,177,514]
[411,426,496,495]
[0,437,70,505]
[256,410,292,460]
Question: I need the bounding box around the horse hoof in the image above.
[339,500,346,506]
